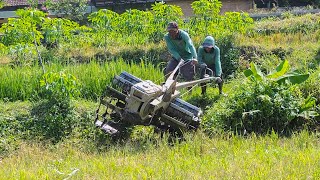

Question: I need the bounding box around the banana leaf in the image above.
[276,70,309,85]
[266,59,290,79]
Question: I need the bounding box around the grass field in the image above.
[0,5,319,179]
[1,100,320,179]
[1,131,320,179]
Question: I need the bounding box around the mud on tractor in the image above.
[94,60,221,138]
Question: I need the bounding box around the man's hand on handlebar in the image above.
[191,58,198,65]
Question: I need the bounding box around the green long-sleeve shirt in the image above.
[164,30,197,61]
[198,46,222,77]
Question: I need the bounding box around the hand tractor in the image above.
[94,59,221,138]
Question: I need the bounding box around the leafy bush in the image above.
[8,43,41,67]
[0,118,21,157]
[203,60,318,135]
[88,9,119,49]
[41,18,83,48]
[39,71,80,102]
[0,2,253,65]
[0,9,45,46]
[218,35,241,78]
[46,0,88,23]
[0,136,19,157]
[29,99,76,142]
[29,71,80,142]
[0,0,3,9]
[150,2,184,43]
[0,101,32,156]
[299,67,320,104]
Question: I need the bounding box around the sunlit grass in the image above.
[0,59,163,101]
[0,131,320,179]
[236,25,320,73]
[237,30,319,50]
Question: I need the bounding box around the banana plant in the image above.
[244,60,317,120]
[244,59,309,85]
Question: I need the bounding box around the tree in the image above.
[46,0,88,23]
[0,0,4,9]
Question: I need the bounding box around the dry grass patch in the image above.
[0,56,11,65]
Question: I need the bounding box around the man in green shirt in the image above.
[198,36,225,95]
[163,22,198,81]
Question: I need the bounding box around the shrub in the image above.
[0,118,22,157]
[46,0,88,23]
[0,9,45,46]
[0,0,4,9]
[203,60,318,135]
[8,43,40,67]
[150,2,184,43]
[29,71,80,142]
[218,35,241,78]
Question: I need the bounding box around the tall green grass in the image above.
[0,131,320,179]
[0,66,41,101]
[0,59,163,101]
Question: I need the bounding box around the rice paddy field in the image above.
[0,1,319,179]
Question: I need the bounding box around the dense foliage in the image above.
[44,0,88,23]
[203,60,318,135]
[0,1,253,68]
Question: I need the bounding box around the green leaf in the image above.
[243,69,253,77]
[250,62,264,81]
[266,60,290,79]
[276,72,309,85]
[297,111,319,120]
[300,96,317,112]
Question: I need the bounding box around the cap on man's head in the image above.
[167,22,178,31]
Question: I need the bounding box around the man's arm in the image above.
[197,47,205,64]
[214,46,222,77]
[181,31,197,59]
